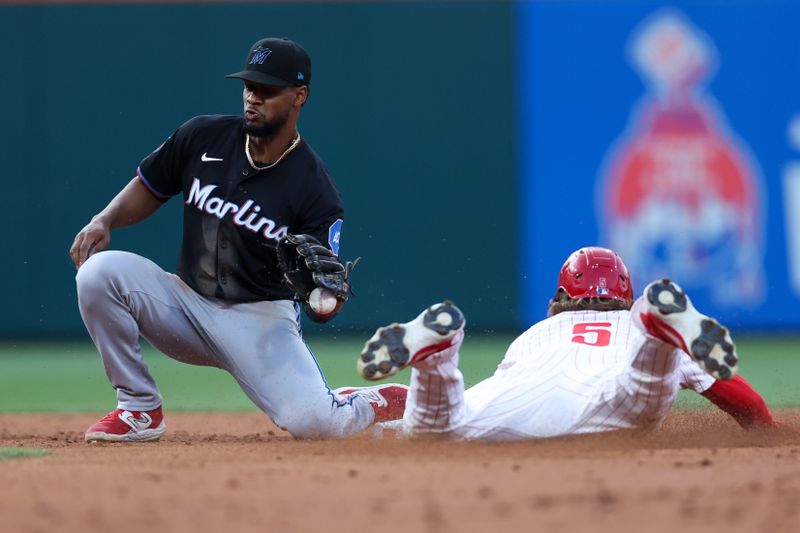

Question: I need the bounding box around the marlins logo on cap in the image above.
[249,46,273,65]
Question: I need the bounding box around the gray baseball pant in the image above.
[75,250,374,438]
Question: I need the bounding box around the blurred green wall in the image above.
[0,2,516,336]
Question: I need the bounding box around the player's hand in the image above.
[277,234,356,302]
[70,218,111,269]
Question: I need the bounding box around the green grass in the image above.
[0,335,798,412]
[0,447,49,460]
[0,335,510,412]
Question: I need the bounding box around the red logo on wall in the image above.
[598,11,765,306]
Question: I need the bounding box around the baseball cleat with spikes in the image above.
[358,301,465,381]
[640,278,738,380]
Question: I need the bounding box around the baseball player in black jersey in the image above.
[69,37,407,442]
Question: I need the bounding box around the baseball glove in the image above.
[276,233,358,303]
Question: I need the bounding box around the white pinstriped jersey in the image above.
[455,307,714,440]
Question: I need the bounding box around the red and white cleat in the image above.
[335,384,409,422]
[640,278,739,380]
[85,406,166,443]
[357,301,465,381]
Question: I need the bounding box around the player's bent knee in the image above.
[75,251,136,301]
[76,252,116,292]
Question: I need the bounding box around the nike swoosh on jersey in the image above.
[201,153,224,162]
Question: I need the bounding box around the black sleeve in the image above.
[296,174,345,255]
[136,118,195,200]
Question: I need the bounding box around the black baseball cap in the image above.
[226,37,311,87]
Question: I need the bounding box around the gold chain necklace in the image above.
[245,134,301,171]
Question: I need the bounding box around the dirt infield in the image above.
[1,410,799,533]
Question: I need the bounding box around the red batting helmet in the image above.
[556,247,634,304]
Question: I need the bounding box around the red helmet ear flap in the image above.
[556,247,634,304]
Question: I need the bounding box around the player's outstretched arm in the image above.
[701,374,779,429]
[69,177,164,268]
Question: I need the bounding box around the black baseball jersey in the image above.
[137,115,344,302]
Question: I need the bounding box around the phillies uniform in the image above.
[360,247,775,441]
[403,302,713,440]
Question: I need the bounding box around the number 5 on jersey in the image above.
[571,322,612,347]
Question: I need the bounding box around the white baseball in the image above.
[309,288,338,314]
